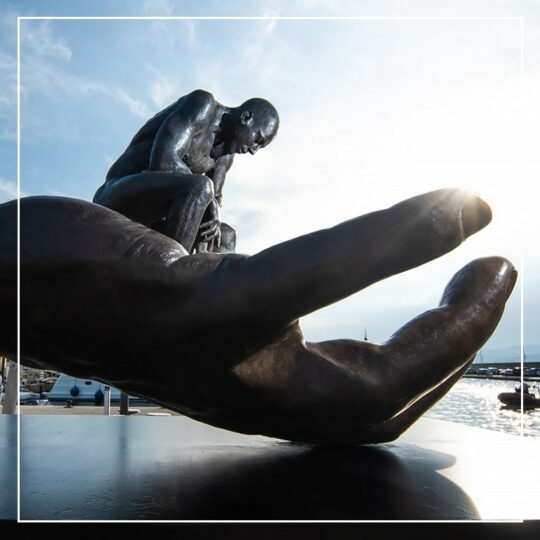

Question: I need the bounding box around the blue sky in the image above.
[1,0,539,353]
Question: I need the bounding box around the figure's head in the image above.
[229,98,279,155]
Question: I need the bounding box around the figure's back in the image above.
[105,95,187,181]
[105,90,218,182]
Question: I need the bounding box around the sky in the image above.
[1,0,539,354]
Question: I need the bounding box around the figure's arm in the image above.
[196,154,234,249]
[148,90,216,174]
[209,155,234,206]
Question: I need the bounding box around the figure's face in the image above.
[232,111,278,155]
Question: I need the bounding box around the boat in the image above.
[0,388,41,405]
[43,373,123,403]
[20,390,42,404]
[0,389,42,404]
[43,373,148,404]
[498,383,540,409]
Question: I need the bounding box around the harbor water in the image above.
[425,378,540,437]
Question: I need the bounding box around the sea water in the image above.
[425,378,540,437]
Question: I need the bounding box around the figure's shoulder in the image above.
[184,89,216,110]
[169,89,217,123]
[187,88,215,101]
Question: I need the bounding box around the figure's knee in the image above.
[168,175,214,217]
[93,179,123,207]
[190,175,214,202]
[92,184,106,205]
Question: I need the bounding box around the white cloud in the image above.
[103,153,115,167]
[112,87,151,119]
[0,50,16,130]
[0,126,15,141]
[145,63,179,108]
[234,18,298,89]
[191,59,230,103]
[0,89,12,107]
[149,80,177,109]
[23,20,72,61]
[20,20,151,122]
[0,51,15,71]
[142,0,175,16]
[22,57,151,120]
[261,9,279,35]
[185,19,198,48]
[291,0,340,7]
[0,178,19,202]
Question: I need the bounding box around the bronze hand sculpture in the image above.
[0,188,515,444]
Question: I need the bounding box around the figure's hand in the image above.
[198,197,221,245]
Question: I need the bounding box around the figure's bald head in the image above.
[230,98,279,155]
[238,98,279,138]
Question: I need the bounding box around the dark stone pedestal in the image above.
[20,415,539,521]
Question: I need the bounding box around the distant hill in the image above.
[473,345,540,364]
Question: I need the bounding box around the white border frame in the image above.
[16,14,526,524]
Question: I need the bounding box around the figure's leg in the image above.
[189,198,222,254]
[217,223,236,253]
[93,172,213,252]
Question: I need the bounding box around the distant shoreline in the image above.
[470,361,540,368]
[463,374,540,382]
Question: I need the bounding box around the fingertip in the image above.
[461,195,492,237]
[440,256,517,309]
